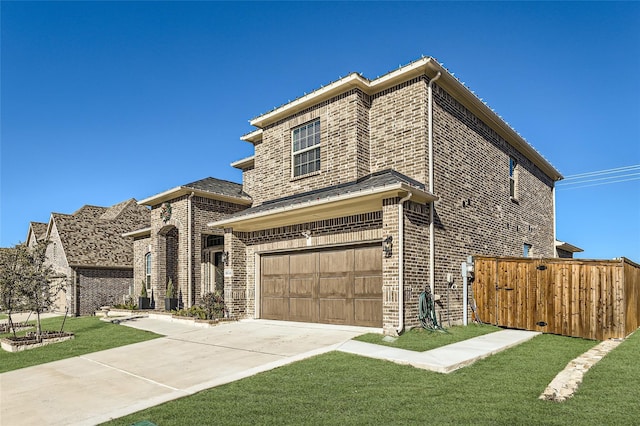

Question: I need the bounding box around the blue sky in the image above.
[1,1,639,260]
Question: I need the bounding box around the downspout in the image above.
[187,192,195,307]
[552,185,557,257]
[396,192,412,335]
[428,71,441,295]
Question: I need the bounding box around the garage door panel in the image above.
[290,278,314,297]
[355,246,382,272]
[355,299,383,327]
[262,278,288,297]
[263,255,289,275]
[355,276,383,297]
[319,276,350,298]
[290,298,316,322]
[290,252,316,274]
[320,250,354,272]
[262,297,288,320]
[320,298,352,324]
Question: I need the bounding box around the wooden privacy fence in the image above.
[471,256,640,340]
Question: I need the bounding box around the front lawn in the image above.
[105,331,640,425]
[355,323,500,351]
[0,315,160,373]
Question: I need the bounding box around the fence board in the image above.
[471,256,640,340]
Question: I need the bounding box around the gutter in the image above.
[428,72,441,295]
[188,192,195,307]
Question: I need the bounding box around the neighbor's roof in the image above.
[138,177,252,206]
[26,221,48,243]
[243,56,562,181]
[555,240,584,253]
[49,199,150,268]
[208,169,436,231]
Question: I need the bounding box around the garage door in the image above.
[260,246,382,327]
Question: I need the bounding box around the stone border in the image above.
[1,334,75,353]
[539,338,623,402]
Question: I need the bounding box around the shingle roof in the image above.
[220,169,425,220]
[52,199,150,268]
[29,222,48,242]
[183,177,250,200]
[138,177,251,206]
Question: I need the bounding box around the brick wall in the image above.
[430,82,555,323]
[76,268,133,315]
[248,90,370,205]
[369,77,428,185]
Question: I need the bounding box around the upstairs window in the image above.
[509,157,518,199]
[523,243,532,258]
[292,119,320,177]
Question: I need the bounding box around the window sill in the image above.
[290,171,321,182]
[510,196,520,205]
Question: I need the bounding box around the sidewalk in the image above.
[338,329,540,373]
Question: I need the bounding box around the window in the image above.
[523,243,532,258]
[145,253,152,289]
[204,234,224,248]
[509,157,518,199]
[292,119,321,177]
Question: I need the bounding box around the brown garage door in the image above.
[261,246,382,327]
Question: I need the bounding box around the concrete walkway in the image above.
[339,329,539,373]
[0,317,538,425]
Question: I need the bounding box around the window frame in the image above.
[291,119,321,178]
[145,252,152,290]
[509,156,518,200]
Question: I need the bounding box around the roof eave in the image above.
[248,57,562,181]
[122,227,152,238]
[231,156,255,170]
[208,183,437,232]
[139,186,252,207]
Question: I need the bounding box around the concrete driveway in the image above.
[0,318,376,426]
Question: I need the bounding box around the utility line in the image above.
[558,172,640,186]
[557,176,640,190]
[561,164,640,181]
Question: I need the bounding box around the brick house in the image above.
[133,57,563,335]
[38,198,150,315]
[125,178,251,309]
[207,57,563,335]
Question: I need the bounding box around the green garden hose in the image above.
[418,289,445,332]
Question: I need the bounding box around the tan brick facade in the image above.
[219,59,559,333]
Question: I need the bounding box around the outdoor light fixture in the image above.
[382,235,393,258]
[221,251,229,266]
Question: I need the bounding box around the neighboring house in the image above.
[555,240,584,259]
[126,178,251,309]
[206,57,563,335]
[26,221,48,249]
[39,199,150,315]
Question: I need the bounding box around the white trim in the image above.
[208,183,437,229]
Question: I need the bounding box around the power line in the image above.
[558,172,640,186]
[557,176,640,190]
[561,164,640,181]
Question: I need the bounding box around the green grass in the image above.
[0,313,8,320]
[0,316,160,373]
[355,323,501,351]
[105,331,640,425]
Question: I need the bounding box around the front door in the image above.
[202,248,224,295]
